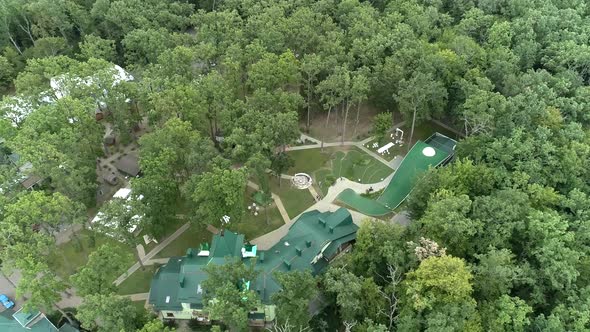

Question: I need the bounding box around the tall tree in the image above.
[15,256,74,325]
[272,270,318,329]
[70,244,132,296]
[9,97,103,206]
[398,255,481,331]
[135,118,216,235]
[202,258,260,331]
[0,191,84,263]
[77,293,146,332]
[300,54,324,132]
[185,166,247,227]
[394,71,447,148]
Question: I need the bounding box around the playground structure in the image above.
[370,127,405,157]
[336,133,457,216]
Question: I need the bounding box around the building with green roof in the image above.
[148,207,358,326]
[0,307,79,332]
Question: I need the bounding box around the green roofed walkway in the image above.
[336,134,456,216]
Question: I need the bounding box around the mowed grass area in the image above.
[287,146,393,195]
[268,177,315,218]
[117,264,161,295]
[155,224,211,258]
[364,121,462,160]
[47,229,135,280]
[229,188,285,242]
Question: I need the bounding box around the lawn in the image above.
[229,188,285,241]
[268,177,315,218]
[287,146,394,195]
[117,264,161,295]
[363,121,462,160]
[154,224,211,258]
[47,229,135,280]
[286,148,332,175]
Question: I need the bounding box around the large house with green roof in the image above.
[0,307,79,332]
[148,207,358,326]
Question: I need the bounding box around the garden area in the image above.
[287,146,394,195]
[364,121,462,161]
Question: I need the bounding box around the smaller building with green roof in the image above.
[148,207,358,326]
[0,307,79,332]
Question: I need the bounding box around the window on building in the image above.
[166,313,174,318]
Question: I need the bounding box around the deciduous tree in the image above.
[70,244,132,296]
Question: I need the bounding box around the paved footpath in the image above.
[251,173,395,250]
[123,293,149,301]
[113,222,190,286]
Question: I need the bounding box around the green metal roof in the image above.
[149,208,358,310]
[254,208,358,303]
[149,230,245,310]
[0,308,78,332]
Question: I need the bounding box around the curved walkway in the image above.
[251,173,394,250]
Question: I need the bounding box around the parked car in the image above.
[0,294,15,309]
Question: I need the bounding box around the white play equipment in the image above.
[377,142,394,154]
[291,173,313,189]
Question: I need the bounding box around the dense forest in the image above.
[1,0,590,331]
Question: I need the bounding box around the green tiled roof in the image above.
[149,208,358,310]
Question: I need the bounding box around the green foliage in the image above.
[9,97,103,205]
[186,166,247,226]
[70,244,132,296]
[137,319,175,332]
[0,55,14,90]
[77,293,146,332]
[324,265,386,324]
[15,256,65,314]
[480,295,532,332]
[0,191,84,262]
[135,118,216,235]
[399,255,481,331]
[1,0,590,330]
[371,112,391,143]
[79,34,117,62]
[203,258,260,331]
[417,189,481,257]
[270,152,294,182]
[272,270,318,328]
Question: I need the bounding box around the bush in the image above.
[325,175,336,187]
